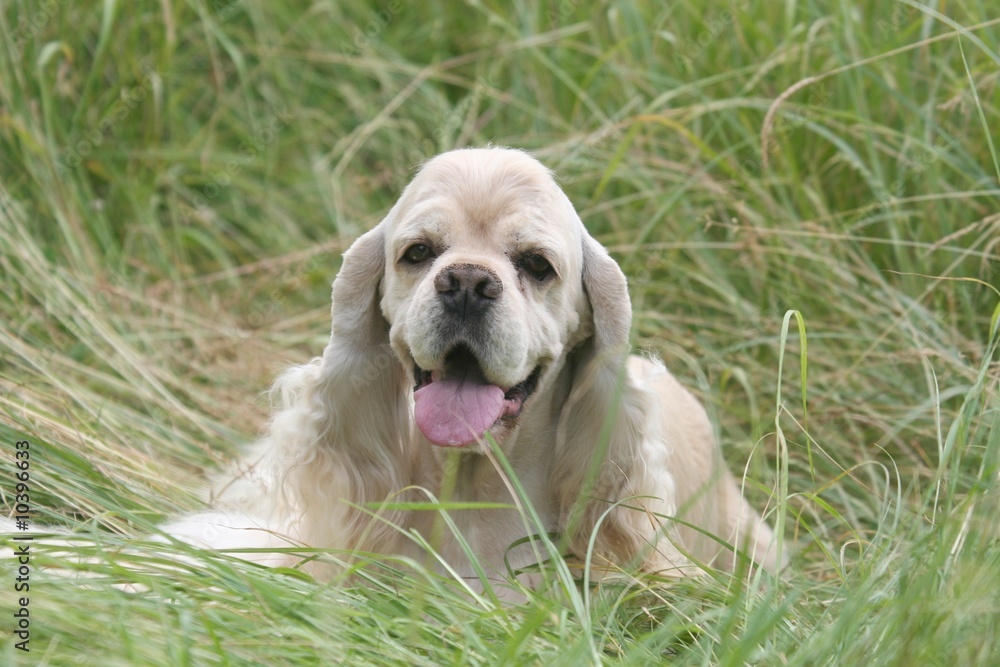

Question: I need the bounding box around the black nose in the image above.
[435,264,502,318]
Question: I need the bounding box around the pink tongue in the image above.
[414,379,505,447]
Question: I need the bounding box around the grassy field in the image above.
[1,0,998,664]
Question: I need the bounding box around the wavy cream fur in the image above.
[166,147,783,590]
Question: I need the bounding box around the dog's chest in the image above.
[405,454,557,582]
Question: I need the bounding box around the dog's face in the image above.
[377,149,596,449]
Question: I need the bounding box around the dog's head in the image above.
[328,147,631,452]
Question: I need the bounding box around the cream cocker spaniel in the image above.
[165,147,782,594]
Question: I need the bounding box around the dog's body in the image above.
[166,148,781,593]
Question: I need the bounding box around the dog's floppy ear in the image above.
[264,209,411,564]
[327,209,401,352]
[323,216,407,427]
[580,233,632,351]
[553,227,687,572]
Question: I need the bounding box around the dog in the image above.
[163,147,783,596]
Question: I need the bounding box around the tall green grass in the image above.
[1,0,998,664]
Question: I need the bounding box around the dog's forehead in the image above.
[393,149,580,249]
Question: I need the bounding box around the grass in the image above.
[1,0,998,664]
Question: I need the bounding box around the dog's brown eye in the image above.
[519,254,553,281]
[402,243,434,264]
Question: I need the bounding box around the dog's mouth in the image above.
[412,345,541,448]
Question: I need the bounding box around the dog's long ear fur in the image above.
[260,212,410,567]
[553,230,685,572]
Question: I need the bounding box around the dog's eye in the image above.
[519,254,553,281]
[402,243,434,264]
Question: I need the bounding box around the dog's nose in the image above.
[435,264,502,318]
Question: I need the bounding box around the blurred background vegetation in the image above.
[0,0,997,664]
